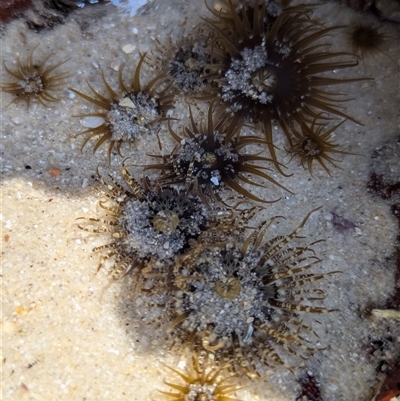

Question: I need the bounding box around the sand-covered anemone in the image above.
[203,0,366,175]
[1,47,70,108]
[145,103,291,205]
[159,354,244,401]
[288,116,356,176]
[77,160,207,280]
[155,23,212,95]
[70,53,175,161]
[141,207,340,377]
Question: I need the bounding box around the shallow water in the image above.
[1,1,400,400]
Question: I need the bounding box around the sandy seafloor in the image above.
[1,1,400,400]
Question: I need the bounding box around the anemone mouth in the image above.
[353,26,373,47]
[215,276,241,299]
[152,209,180,235]
[200,151,218,166]
[23,75,44,94]
[251,66,278,94]
[302,136,322,157]
[184,57,200,72]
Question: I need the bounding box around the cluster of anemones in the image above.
[201,0,367,176]
[1,0,380,398]
[138,206,340,379]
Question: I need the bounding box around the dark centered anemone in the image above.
[348,19,389,60]
[70,53,174,161]
[203,0,367,175]
[77,160,206,279]
[169,40,211,94]
[288,116,357,176]
[154,23,212,95]
[146,103,291,204]
[140,207,340,377]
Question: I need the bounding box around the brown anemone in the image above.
[203,0,368,175]
[70,53,175,161]
[1,47,70,108]
[145,103,291,205]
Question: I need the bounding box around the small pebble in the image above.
[119,97,135,108]
[50,168,62,177]
[210,176,219,185]
[110,60,120,71]
[80,116,105,128]
[122,44,136,54]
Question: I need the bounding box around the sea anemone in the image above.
[143,207,340,377]
[77,159,207,279]
[159,354,244,401]
[70,53,175,161]
[348,18,389,61]
[1,46,70,108]
[145,103,291,205]
[203,0,366,175]
[288,116,356,176]
[155,23,212,95]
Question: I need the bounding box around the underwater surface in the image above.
[1,1,400,400]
